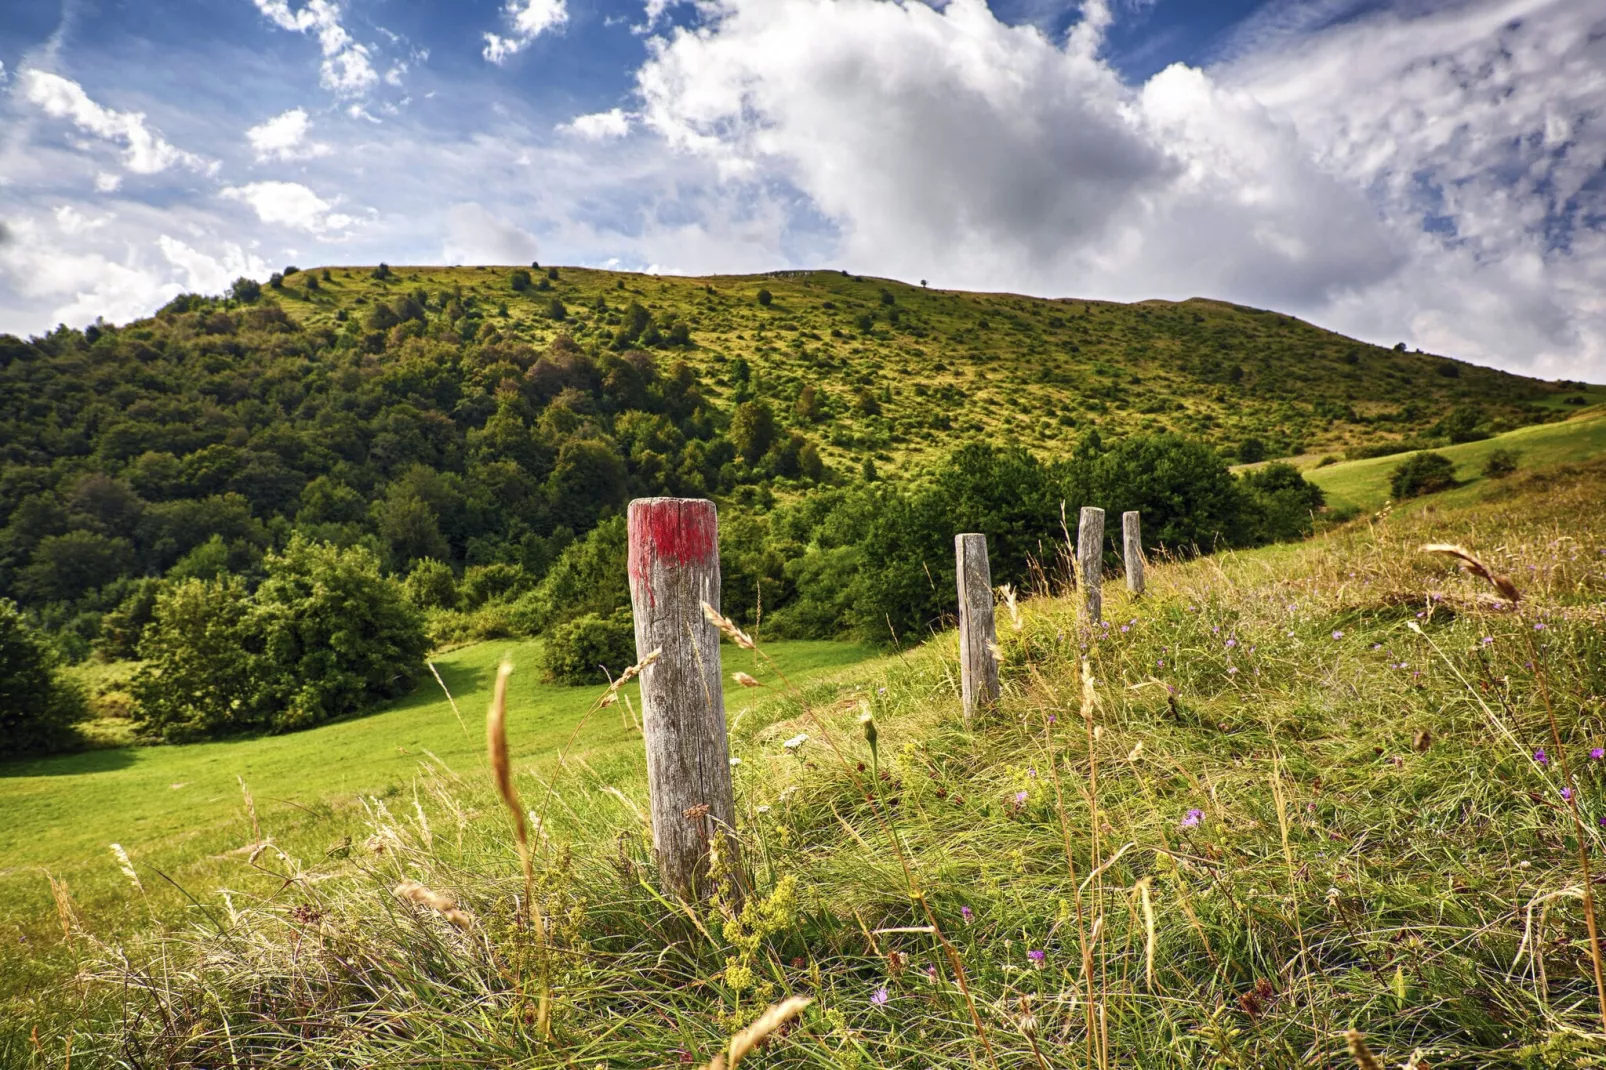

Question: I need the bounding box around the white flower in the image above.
[783,733,809,752]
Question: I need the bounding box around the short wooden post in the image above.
[955,533,1000,723]
[1078,507,1105,623]
[1122,511,1145,595]
[626,497,736,899]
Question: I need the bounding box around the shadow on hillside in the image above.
[390,658,498,712]
[0,746,137,778]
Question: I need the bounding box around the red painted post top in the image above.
[628,498,718,596]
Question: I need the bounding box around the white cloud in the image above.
[220,181,356,235]
[19,70,213,175]
[251,0,378,96]
[483,0,570,64]
[623,0,1606,379]
[94,172,122,193]
[157,235,271,294]
[246,108,332,162]
[442,202,540,264]
[559,108,631,140]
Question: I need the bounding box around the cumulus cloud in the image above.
[220,181,356,235]
[251,0,378,96]
[246,108,332,161]
[559,108,630,140]
[19,70,213,175]
[483,0,570,64]
[442,202,540,263]
[624,0,1604,378]
[157,235,271,294]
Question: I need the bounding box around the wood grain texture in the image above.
[1078,506,1106,623]
[1123,510,1145,595]
[627,497,736,899]
[954,533,1000,723]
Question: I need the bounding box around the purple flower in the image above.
[1332,631,1344,640]
[1028,767,1038,779]
[871,986,889,1007]
[1014,790,1028,806]
[1562,788,1575,802]
[1225,638,1237,649]
[1535,748,1549,766]
[1228,666,1238,675]
[1481,637,1494,646]
[1027,949,1046,963]
[1535,622,1546,631]
[1592,748,1604,761]
[1156,659,1165,668]
[961,906,973,923]
[925,963,937,980]
[1180,808,1203,829]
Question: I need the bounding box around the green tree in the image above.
[1390,452,1457,498]
[18,531,134,603]
[131,576,260,741]
[542,608,636,685]
[1483,449,1520,479]
[756,288,773,307]
[510,269,532,292]
[729,401,777,464]
[229,277,262,302]
[1240,462,1325,543]
[0,599,88,756]
[403,558,459,610]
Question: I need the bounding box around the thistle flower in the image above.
[1027,949,1046,964]
[961,906,973,924]
[859,709,878,754]
[1331,630,1344,640]
[870,986,889,1007]
[1562,787,1575,802]
[1014,790,1028,806]
[1180,808,1203,829]
[1591,748,1603,761]
[1535,748,1549,766]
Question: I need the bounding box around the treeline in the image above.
[0,294,1324,753]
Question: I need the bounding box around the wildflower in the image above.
[1027,949,1046,964]
[925,963,938,981]
[1225,638,1237,649]
[877,686,886,695]
[1534,622,1546,631]
[1027,767,1037,778]
[1562,788,1575,802]
[1014,790,1028,806]
[783,733,808,752]
[1156,659,1164,668]
[1228,666,1238,675]
[1331,631,1344,640]
[1372,644,1382,651]
[870,986,889,1007]
[1481,637,1494,646]
[961,906,973,923]
[1180,808,1203,829]
[1534,748,1549,766]
[1592,748,1604,761]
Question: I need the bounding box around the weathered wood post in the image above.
[626,497,736,899]
[955,533,1000,723]
[1123,510,1145,596]
[1078,507,1105,623]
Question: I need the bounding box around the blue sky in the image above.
[1,0,1602,380]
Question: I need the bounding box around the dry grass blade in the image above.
[109,843,144,896]
[394,881,473,930]
[732,671,763,688]
[1344,1029,1385,1070]
[486,661,528,878]
[698,995,812,1070]
[702,601,755,649]
[998,583,1023,631]
[1419,543,1521,602]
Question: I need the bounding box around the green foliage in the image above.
[541,608,635,685]
[229,277,261,302]
[403,558,458,611]
[755,288,772,307]
[0,599,88,756]
[729,401,776,463]
[1390,451,1458,499]
[1240,461,1325,542]
[1483,448,1520,479]
[510,269,531,292]
[131,538,426,740]
[1438,404,1488,444]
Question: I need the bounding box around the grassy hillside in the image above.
[265,265,1596,469]
[1305,406,1606,512]
[9,453,1606,1066]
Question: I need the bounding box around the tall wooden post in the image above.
[1078,507,1105,623]
[955,533,1000,723]
[1122,511,1145,595]
[626,497,735,899]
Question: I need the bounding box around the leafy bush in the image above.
[542,609,636,685]
[403,558,458,610]
[1240,462,1326,542]
[229,277,261,302]
[756,288,773,307]
[0,599,88,757]
[1483,448,1520,479]
[509,269,531,292]
[132,538,427,740]
[1390,452,1458,499]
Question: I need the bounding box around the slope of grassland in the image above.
[1306,405,1606,513]
[265,264,1592,471]
[11,455,1606,1068]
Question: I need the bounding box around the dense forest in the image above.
[0,264,1574,750]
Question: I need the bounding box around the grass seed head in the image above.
[702,602,756,649]
[109,843,143,896]
[709,995,811,1070]
[1419,543,1521,603]
[1344,1029,1385,1070]
[394,881,473,930]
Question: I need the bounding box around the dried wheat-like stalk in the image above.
[485,661,532,901]
[109,844,143,896]
[1419,544,1521,603]
[1136,877,1155,988]
[702,602,755,649]
[732,671,763,688]
[601,648,661,707]
[998,583,1023,631]
[394,880,473,930]
[1344,1029,1385,1070]
[47,873,79,940]
[700,996,812,1070]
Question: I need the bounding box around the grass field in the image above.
[9,458,1606,1067]
[1305,405,1606,513]
[0,637,877,1058]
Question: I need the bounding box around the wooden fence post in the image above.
[1123,510,1145,595]
[1078,507,1105,623]
[626,497,736,899]
[955,533,1000,723]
